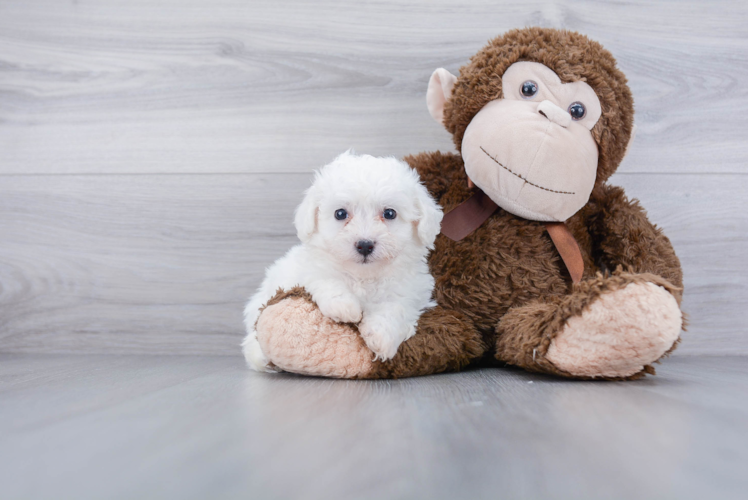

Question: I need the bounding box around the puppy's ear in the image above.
[294,183,320,243]
[414,183,443,249]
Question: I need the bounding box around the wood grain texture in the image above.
[0,0,746,174]
[0,173,745,355]
[0,0,746,356]
[0,173,307,354]
[1,354,747,500]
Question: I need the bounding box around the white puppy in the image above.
[242,151,443,372]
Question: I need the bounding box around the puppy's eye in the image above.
[334,209,348,220]
[383,208,397,220]
[521,80,538,98]
[568,102,586,120]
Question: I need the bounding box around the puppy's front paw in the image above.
[359,316,410,361]
[317,295,363,324]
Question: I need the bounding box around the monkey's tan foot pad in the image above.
[546,282,682,378]
[256,295,373,378]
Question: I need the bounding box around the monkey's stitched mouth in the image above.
[479,146,575,195]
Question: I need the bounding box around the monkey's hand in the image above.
[255,287,374,378]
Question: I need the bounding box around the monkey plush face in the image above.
[426,28,636,223]
[430,62,603,221]
[463,62,602,221]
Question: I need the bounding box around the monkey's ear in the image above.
[427,68,458,124]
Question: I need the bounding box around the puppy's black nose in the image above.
[355,240,375,256]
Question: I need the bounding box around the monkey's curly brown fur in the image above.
[376,28,681,379]
[258,28,683,380]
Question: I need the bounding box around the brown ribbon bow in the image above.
[440,188,584,283]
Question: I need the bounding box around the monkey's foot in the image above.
[255,288,373,378]
[546,281,682,378]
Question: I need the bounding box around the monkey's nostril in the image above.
[537,100,571,127]
[355,240,375,257]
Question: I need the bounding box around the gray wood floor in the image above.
[1,354,747,500]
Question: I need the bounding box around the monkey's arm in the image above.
[588,183,683,300]
[403,151,467,201]
[491,184,685,380]
[254,287,486,379]
[495,187,686,379]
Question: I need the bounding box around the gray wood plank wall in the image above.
[1,0,746,356]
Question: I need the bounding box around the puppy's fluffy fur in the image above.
[242,151,443,372]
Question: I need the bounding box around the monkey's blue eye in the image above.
[334,209,348,220]
[383,209,397,220]
[569,102,586,120]
[521,80,538,98]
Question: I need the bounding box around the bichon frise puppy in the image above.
[242,151,443,372]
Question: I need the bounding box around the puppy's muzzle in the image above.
[355,240,375,257]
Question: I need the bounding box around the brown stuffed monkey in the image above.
[252,27,684,380]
